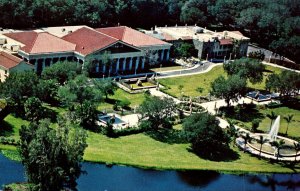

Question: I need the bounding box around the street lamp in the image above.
[160,64,162,72]
[103,74,104,79]
[229,53,232,61]
[224,56,226,63]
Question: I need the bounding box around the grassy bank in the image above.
[158,65,284,98]
[1,118,299,173]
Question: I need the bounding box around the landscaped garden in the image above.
[159,65,283,98]
[1,115,299,173]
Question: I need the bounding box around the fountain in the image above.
[236,115,299,161]
[268,116,280,142]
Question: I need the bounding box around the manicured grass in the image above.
[159,65,226,97]
[97,88,146,111]
[83,132,299,173]
[1,115,299,173]
[0,115,29,141]
[158,65,284,98]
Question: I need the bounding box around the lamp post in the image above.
[103,74,104,79]
[224,56,226,63]
[206,53,208,61]
[229,53,232,61]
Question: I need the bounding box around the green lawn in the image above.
[158,65,284,98]
[1,114,299,173]
[97,89,146,111]
[84,132,299,173]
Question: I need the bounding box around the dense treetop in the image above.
[0,0,299,63]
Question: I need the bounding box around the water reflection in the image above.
[0,153,299,191]
[177,170,220,187]
[245,174,300,191]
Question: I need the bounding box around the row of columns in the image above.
[95,56,146,74]
[29,56,79,72]
[160,49,170,61]
[27,48,170,74]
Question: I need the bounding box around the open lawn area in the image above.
[97,89,146,112]
[1,114,299,173]
[158,65,284,98]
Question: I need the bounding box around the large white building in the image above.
[0,26,171,76]
[144,25,250,60]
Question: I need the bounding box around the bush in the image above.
[0,136,17,145]
[266,102,282,109]
[251,119,260,132]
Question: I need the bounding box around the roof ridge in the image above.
[93,27,120,41]
[121,26,127,40]
[27,32,39,53]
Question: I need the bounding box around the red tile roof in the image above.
[219,39,233,45]
[3,31,76,54]
[0,51,22,69]
[96,26,169,47]
[162,33,176,41]
[62,27,119,55]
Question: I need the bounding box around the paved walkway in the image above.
[148,88,181,104]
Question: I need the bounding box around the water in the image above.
[269,116,280,142]
[0,153,299,191]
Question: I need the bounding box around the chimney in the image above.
[195,24,197,26]
[165,25,167,27]
[118,23,120,26]
[175,24,178,27]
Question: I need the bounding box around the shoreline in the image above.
[1,145,298,174]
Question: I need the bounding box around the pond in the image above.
[0,153,299,191]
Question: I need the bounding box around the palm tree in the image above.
[266,111,277,131]
[294,142,300,162]
[243,132,252,152]
[283,114,294,135]
[271,140,285,161]
[257,135,267,158]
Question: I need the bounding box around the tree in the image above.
[257,135,267,158]
[118,99,131,115]
[94,78,117,100]
[138,96,176,130]
[180,0,209,25]
[271,139,285,161]
[210,75,247,107]
[24,97,44,122]
[266,111,277,131]
[19,119,87,191]
[294,142,300,162]
[227,120,240,145]
[0,71,39,117]
[223,58,265,84]
[248,50,265,61]
[36,79,59,105]
[42,61,81,85]
[183,112,230,161]
[284,114,294,135]
[251,119,260,132]
[58,75,103,129]
[174,43,196,58]
[266,70,300,97]
[242,132,252,152]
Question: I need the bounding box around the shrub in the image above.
[251,119,261,132]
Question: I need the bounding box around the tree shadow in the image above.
[219,104,265,123]
[43,107,58,123]
[280,97,300,111]
[187,146,240,162]
[145,129,188,144]
[0,120,14,137]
